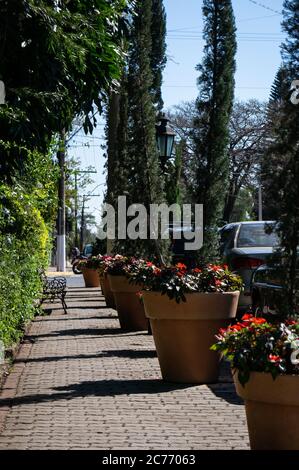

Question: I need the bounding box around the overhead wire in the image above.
[247,0,282,16]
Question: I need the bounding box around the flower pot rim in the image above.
[233,369,299,407]
[143,290,240,320]
[233,369,299,379]
[142,290,240,296]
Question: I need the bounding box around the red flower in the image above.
[223,264,229,270]
[193,268,202,273]
[153,268,161,276]
[176,263,187,270]
[241,314,266,326]
[251,317,267,325]
[215,279,223,287]
[268,354,282,364]
[146,262,154,267]
[229,324,242,332]
[210,264,222,272]
[286,319,297,326]
[242,313,253,321]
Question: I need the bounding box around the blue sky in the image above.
[68,0,285,226]
[163,0,284,107]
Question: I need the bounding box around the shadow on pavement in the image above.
[44,305,111,311]
[14,348,157,364]
[14,352,106,364]
[207,383,244,406]
[0,379,195,407]
[34,315,116,322]
[100,349,157,359]
[26,327,127,340]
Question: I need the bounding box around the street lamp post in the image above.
[155,113,176,169]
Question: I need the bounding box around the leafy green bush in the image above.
[0,183,51,347]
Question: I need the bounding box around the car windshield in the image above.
[237,224,279,248]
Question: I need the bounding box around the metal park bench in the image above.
[39,270,67,314]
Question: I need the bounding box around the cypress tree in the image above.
[266,0,299,314]
[262,65,290,220]
[106,91,121,205]
[269,66,290,105]
[193,0,237,262]
[125,0,167,260]
[150,0,167,111]
[106,0,168,261]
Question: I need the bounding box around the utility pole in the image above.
[74,173,78,248]
[57,129,66,272]
[80,194,102,251]
[73,170,97,248]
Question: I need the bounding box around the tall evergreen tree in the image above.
[193,0,237,262]
[265,0,299,314]
[262,65,290,220]
[269,66,290,105]
[106,92,121,204]
[105,0,168,260]
[122,0,167,260]
[150,0,167,111]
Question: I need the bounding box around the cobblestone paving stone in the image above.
[0,276,249,450]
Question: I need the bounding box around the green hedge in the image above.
[0,184,50,347]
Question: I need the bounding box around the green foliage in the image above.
[264,0,299,314]
[0,183,50,347]
[150,0,167,111]
[130,262,243,304]
[230,188,255,223]
[107,0,169,261]
[212,314,299,385]
[193,0,237,261]
[0,0,127,174]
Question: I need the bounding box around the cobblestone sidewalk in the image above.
[0,276,249,450]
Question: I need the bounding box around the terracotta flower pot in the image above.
[143,291,240,384]
[82,267,100,288]
[108,275,148,331]
[100,274,116,309]
[234,371,299,450]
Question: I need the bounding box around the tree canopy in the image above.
[0,0,127,174]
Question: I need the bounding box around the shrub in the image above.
[0,183,50,347]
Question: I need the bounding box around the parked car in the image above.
[251,260,299,316]
[219,221,279,310]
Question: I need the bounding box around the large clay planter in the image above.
[100,274,116,309]
[108,275,148,331]
[82,267,100,288]
[234,371,299,450]
[143,291,240,384]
